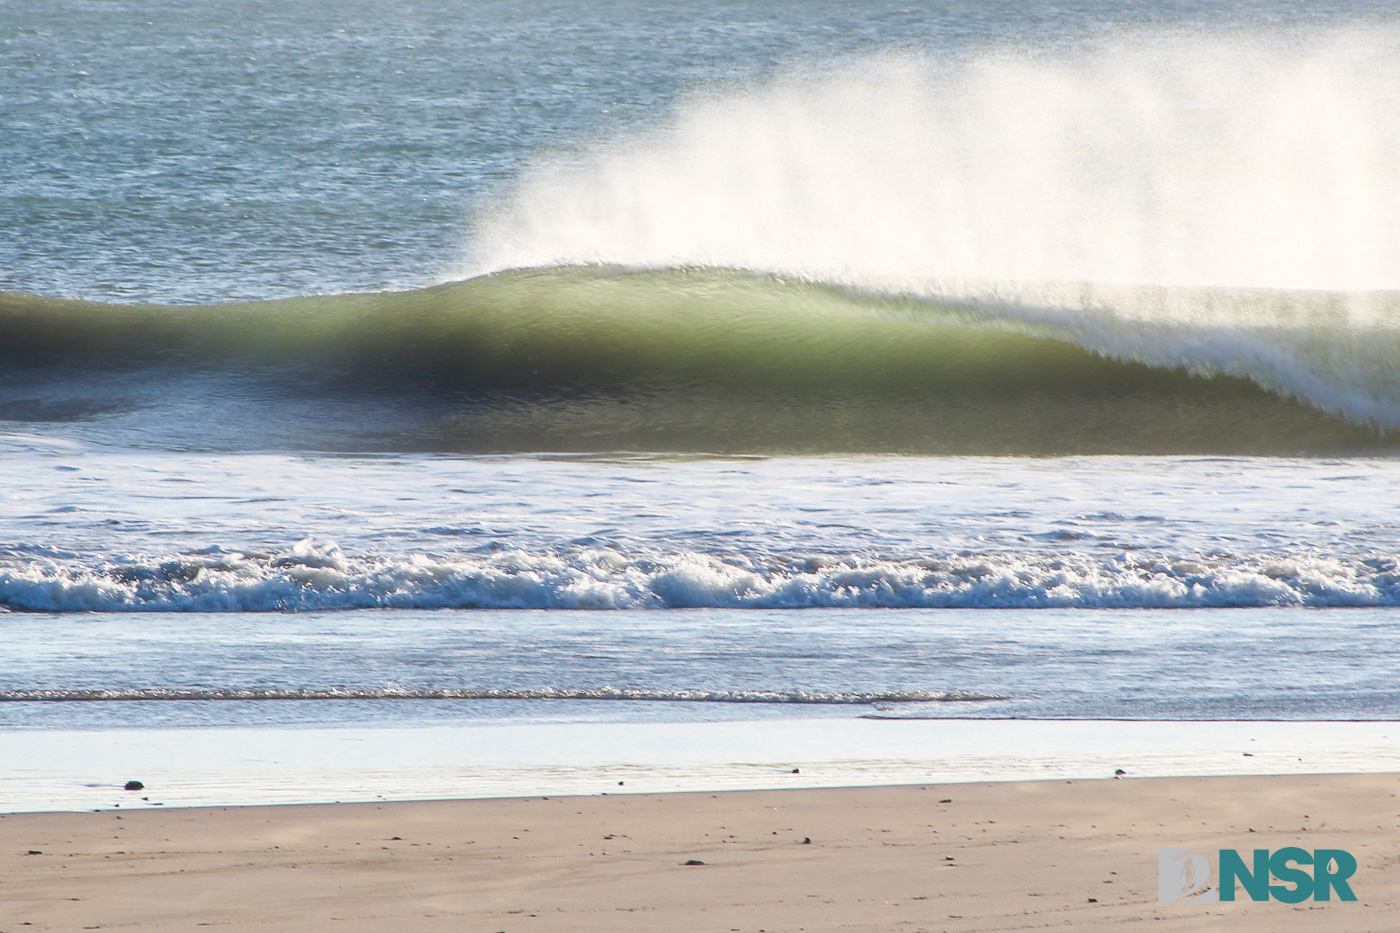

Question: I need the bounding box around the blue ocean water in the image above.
[6,0,1381,304]
[4,0,1400,808]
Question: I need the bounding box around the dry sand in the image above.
[3,773,1399,932]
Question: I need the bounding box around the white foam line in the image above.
[2,542,1396,610]
[0,687,997,704]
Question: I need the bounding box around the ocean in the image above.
[4,0,1400,811]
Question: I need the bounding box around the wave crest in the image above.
[1,268,1393,454]
[3,540,1398,612]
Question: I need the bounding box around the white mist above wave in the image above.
[4,539,1399,612]
[460,26,1400,427]
[466,26,1400,292]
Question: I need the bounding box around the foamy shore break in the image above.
[3,774,1397,932]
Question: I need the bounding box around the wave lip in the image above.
[3,540,1399,612]
[0,687,998,704]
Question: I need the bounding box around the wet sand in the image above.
[3,773,1398,932]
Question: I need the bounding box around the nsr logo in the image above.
[1159,847,1358,903]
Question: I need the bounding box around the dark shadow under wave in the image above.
[0,265,1390,455]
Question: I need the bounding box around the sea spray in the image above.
[463,27,1400,293]
[453,28,1400,434]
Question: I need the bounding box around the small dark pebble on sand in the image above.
[124,781,144,791]
[684,859,705,866]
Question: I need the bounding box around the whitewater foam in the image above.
[3,539,1397,612]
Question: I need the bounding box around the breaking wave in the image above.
[9,27,1400,453]
[4,539,1400,612]
[0,267,1396,455]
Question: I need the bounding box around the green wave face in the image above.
[0,266,1389,455]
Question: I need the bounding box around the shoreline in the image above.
[6,717,1400,814]
[4,772,1397,931]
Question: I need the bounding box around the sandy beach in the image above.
[4,772,1397,932]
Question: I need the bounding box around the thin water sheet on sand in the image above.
[5,719,1400,813]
